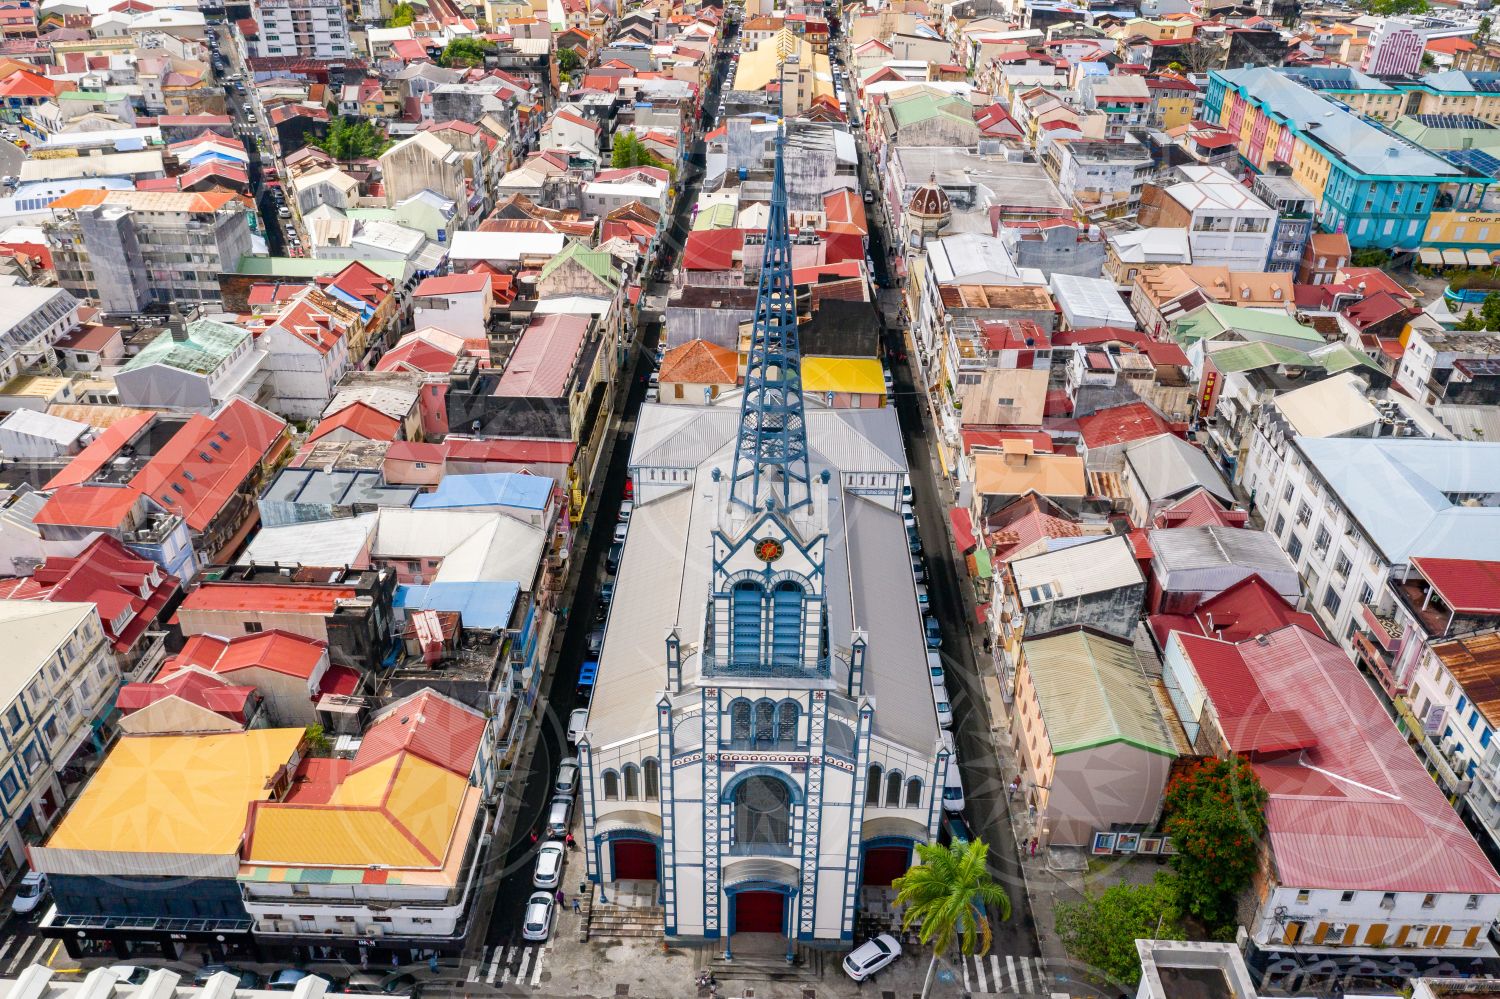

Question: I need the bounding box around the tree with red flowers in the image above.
[1162,756,1268,929]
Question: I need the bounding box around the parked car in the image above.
[618,500,634,522]
[586,627,604,655]
[342,972,419,997]
[612,521,628,544]
[109,968,153,986]
[532,841,565,890]
[911,558,925,582]
[269,971,339,992]
[606,541,623,574]
[598,581,615,605]
[567,708,589,745]
[545,794,573,838]
[554,756,580,796]
[942,762,966,813]
[935,697,953,729]
[924,617,942,649]
[11,871,46,915]
[195,967,264,990]
[915,583,929,608]
[645,386,659,403]
[927,652,944,686]
[522,891,555,942]
[842,934,901,981]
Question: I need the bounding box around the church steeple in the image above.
[729,121,811,513]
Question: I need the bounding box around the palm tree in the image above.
[893,839,1012,999]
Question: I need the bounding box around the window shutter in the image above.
[1313,922,1330,945]
[1365,924,1386,947]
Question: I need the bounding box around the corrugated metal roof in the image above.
[1011,534,1142,607]
[1023,628,1175,756]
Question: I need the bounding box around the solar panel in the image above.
[1472,77,1500,94]
[1413,113,1495,129]
[1440,147,1500,177]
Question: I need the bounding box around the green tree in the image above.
[439,36,494,67]
[1362,0,1427,15]
[893,839,1011,999]
[303,723,333,756]
[1351,247,1391,268]
[318,116,390,162]
[557,46,582,73]
[1056,876,1186,986]
[1162,756,1267,929]
[1479,290,1500,329]
[1480,15,1493,42]
[387,1,414,26]
[1458,308,1486,331]
[611,131,674,176]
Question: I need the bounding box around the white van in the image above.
[939,732,965,812]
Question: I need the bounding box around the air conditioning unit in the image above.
[362,926,385,937]
[1330,923,1348,936]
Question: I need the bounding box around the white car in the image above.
[10,871,45,914]
[936,698,953,729]
[612,521,628,543]
[566,708,588,745]
[521,891,555,942]
[842,933,901,981]
[618,500,633,522]
[532,841,565,890]
[927,651,944,687]
[108,967,153,986]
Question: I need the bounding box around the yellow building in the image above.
[731,28,833,113]
[802,355,887,408]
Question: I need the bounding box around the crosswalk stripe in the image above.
[0,935,17,966]
[484,945,503,984]
[1034,957,1048,993]
[1007,954,1018,992]
[1021,954,1033,994]
[7,936,41,975]
[497,946,517,986]
[990,955,1003,992]
[975,953,987,992]
[528,947,545,987]
[515,947,532,985]
[960,955,972,993]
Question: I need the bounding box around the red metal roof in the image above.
[683,228,745,271]
[35,484,140,529]
[1181,626,1500,892]
[352,689,484,778]
[415,272,490,296]
[163,629,328,681]
[495,314,590,398]
[950,507,976,553]
[1152,487,1247,529]
[383,440,447,464]
[116,670,256,719]
[1077,402,1171,448]
[1149,574,1320,646]
[309,401,401,444]
[130,399,286,532]
[179,583,355,614]
[442,436,577,465]
[44,410,154,490]
[962,429,1053,455]
[24,534,179,652]
[1412,557,1500,616]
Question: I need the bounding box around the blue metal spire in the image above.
[730,121,811,512]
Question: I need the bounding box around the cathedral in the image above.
[579,125,946,948]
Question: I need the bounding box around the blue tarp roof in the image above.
[411,472,554,511]
[396,581,520,631]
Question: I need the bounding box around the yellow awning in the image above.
[1443,248,1468,266]
[1468,249,1492,266]
[1419,247,1443,265]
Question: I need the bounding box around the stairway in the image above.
[703,938,826,983]
[582,898,665,940]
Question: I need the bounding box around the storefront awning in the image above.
[1468,249,1493,266]
[1443,248,1468,266]
[723,858,799,890]
[595,809,663,840]
[1418,247,1443,265]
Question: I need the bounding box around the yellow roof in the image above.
[243,754,471,869]
[802,356,885,395]
[732,30,833,96]
[973,448,1087,499]
[45,730,304,856]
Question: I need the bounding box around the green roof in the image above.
[123,318,248,375]
[539,239,620,289]
[1023,628,1176,757]
[888,91,974,130]
[1204,336,1382,375]
[60,90,126,102]
[1172,302,1323,346]
[692,202,738,231]
[234,256,408,281]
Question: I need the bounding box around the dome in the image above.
[908,175,952,220]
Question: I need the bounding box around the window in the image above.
[1322,586,1341,616]
[1297,502,1311,526]
[731,581,762,665]
[733,775,792,849]
[4,706,20,733]
[622,763,639,800]
[866,764,883,804]
[1422,893,1436,909]
[1273,514,1286,537]
[1334,552,1352,578]
[1296,890,1311,903]
[1459,696,1470,714]
[643,758,660,800]
[602,770,620,800]
[0,770,17,801]
[1314,526,1331,553]
[754,700,775,744]
[770,581,803,666]
[1288,534,1304,560]
[1341,891,1355,903]
[885,770,903,806]
[244,622,264,634]
[731,701,752,742]
[1381,892,1396,908]
[1358,583,1374,606]
[777,701,799,743]
[905,777,923,808]
[1468,894,1481,910]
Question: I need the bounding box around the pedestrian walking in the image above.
[1029,837,1038,858]
[572,897,581,914]
[1009,775,1021,801]
[555,890,566,906]
[565,831,576,850]
[529,830,538,845]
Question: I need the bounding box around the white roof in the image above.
[0,603,94,709]
[448,230,566,263]
[1049,272,1134,328]
[0,408,90,446]
[1167,166,1275,215]
[242,513,376,567]
[927,232,1020,285]
[1109,226,1192,264]
[19,150,164,182]
[1011,534,1143,607]
[1271,371,1378,439]
[534,296,610,316]
[371,508,546,590]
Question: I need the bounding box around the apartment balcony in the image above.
[1354,603,1405,695]
[1394,695,1467,796]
